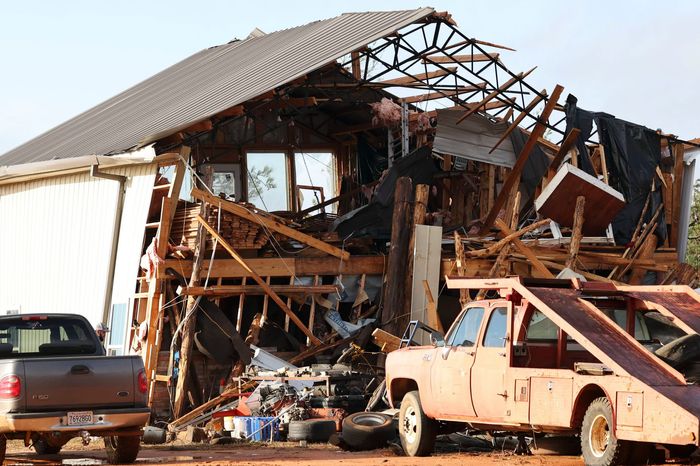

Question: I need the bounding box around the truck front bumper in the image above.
[3,407,150,433]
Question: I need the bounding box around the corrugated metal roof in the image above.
[0,8,434,167]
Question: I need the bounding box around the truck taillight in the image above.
[137,370,147,394]
[0,374,21,398]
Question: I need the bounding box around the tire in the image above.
[287,419,336,442]
[580,397,631,466]
[655,334,700,369]
[341,412,394,450]
[104,435,140,464]
[398,390,436,456]
[34,439,61,455]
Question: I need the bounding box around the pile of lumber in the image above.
[170,204,271,250]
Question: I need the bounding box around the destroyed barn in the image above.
[0,7,698,441]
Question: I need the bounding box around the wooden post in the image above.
[173,166,212,419]
[480,85,564,234]
[381,177,414,337]
[671,143,685,248]
[402,184,429,330]
[566,196,586,270]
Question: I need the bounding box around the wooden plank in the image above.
[494,218,554,278]
[464,218,551,258]
[377,67,457,86]
[481,84,564,233]
[422,280,443,333]
[400,85,485,104]
[456,67,536,124]
[191,188,350,260]
[159,256,386,279]
[371,328,401,353]
[178,284,341,297]
[157,148,189,259]
[236,277,246,333]
[422,53,498,64]
[196,215,321,345]
[565,196,586,270]
[488,91,546,153]
[671,143,685,247]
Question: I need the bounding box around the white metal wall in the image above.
[0,163,156,328]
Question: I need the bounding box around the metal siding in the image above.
[0,163,156,328]
[0,9,434,166]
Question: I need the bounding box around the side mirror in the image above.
[431,331,446,347]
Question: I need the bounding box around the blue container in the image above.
[244,416,280,442]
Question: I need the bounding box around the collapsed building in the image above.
[0,7,697,431]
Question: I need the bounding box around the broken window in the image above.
[294,152,336,212]
[246,152,288,211]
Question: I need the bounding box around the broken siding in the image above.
[0,163,156,327]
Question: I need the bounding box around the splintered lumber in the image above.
[381,177,414,336]
[546,128,582,179]
[377,67,457,86]
[494,218,554,278]
[453,231,470,306]
[456,67,536,124]
[671,143,685,247]
[422,53,499,64]
[372,328,401,353]
[565,196,586,270]
[481,84,564,233]
[196,214,321,345]
[191,188,349,260]
[404,184,429,321]
[489,89,547,154]
[464,218,551,258]
[178,284,340,297]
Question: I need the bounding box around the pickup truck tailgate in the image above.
[22,356,140,411]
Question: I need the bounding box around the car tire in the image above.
[398,390,436,456]
[580,397,631,466]
[341,412,394,450]
[287,419,336,442]
[34,439,61,455]
[104,435,140,464]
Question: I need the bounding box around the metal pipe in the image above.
[90,164,128,330]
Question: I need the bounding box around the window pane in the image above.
[109,303,127,348]
[483,307,508,347]
[447,307,484,347]
[247,152,288,211]
[526,310,558,341]
[294,152,336,212]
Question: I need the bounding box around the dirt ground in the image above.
[0,438,601,466]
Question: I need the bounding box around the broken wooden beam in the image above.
[456,67,536,124]
[422,53,499,64]
[489,91,546,153]
[191,188,350,260]
[196,214,322,345]
[480,84,564,233]
[377,67,457,86]
[400,85,485,104]
[494,218,554,278]
[565,196,586,270]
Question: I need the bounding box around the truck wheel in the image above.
[580,397,630,466]
[399,390,436,456]
[34,439,61,454]
[104,435,140,464]
[342,412,394,450]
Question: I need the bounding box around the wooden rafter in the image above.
[457,67,536,124]
[422,53,499,64]
[377,66,457,86]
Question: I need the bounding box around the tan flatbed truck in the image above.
[385,277,700,465]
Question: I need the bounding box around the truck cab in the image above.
[385,278,700,465]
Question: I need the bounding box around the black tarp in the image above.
[332,146,438,238]
[564,96,666,245]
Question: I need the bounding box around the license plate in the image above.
[67,411,94,426]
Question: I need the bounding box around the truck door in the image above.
[470,304,511,421]
[429,306,485,418]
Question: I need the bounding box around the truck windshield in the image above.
[0,316,97,357]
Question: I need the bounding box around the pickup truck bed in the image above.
[0,314,149,464]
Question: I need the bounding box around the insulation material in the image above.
[370,98,402,126]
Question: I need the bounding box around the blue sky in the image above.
[2,1,700,155]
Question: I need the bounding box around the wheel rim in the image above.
[402,405,418,444]
[589,414,610,458]
[353,413,386,426]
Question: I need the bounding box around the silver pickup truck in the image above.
[0,313,150,463]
